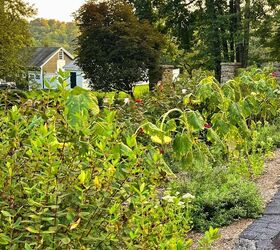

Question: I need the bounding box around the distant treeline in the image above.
[29,18,79,54]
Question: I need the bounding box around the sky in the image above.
[27,0,86,22]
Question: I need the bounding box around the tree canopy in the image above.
[0,0,35,81]
[129,0,280,80]
[30,18,79,54]
[75,0,165,94]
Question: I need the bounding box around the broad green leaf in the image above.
[65,87,99,130]
[206,129,225,148]
[126,135,137,147]
[142,122,163,136]
[120,143,132,155]
[186,111,204,131]
[229,102,244,124]
[195,77,220,102]
[44,79,51,89]
[173,133,192,156]
[140,183,145,193]
[160,159,175,176]
[165,119,177,132]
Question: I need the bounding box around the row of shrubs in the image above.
[115,67,280,229]
[0,68,279,248]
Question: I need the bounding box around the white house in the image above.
[63,60,90,89]
[27,47,91,90]
[26,47,71,89]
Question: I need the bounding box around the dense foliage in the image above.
[0,0,35,81]
[0,68,279,248]
[0,74,220,249]
[75,0,165,95]
[129,0,280,78]
[114,67,280,229]
[29,18,79,54]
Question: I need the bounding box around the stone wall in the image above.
[221,62,242,84]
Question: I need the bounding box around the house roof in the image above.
[27,47,74,68]
[63,60,81,71]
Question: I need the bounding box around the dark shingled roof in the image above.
[27,47,60,68]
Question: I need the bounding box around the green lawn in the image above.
[94,83,150,101]
[133,84,149,98]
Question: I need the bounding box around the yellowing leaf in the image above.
[70,218,81,230]
[26,227,39,234]
[183,93,192,105]
[151,135,172,145]
[94,176,101,189]
[78,170,86,185]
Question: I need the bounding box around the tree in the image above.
[255,2,280,62]
[75,0,165,95]
[130,0,280,80]
[30,18,79,54]
[128,0,196,51]
[0,0,35,81]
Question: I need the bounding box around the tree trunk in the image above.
[243,0,251,67]
[235,0,243,63]
[206,0,222,81]
[217,4,229,62]
[229,0,235,62]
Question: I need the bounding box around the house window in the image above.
[36,74,40,80]
[58,49,64,60]
[29,74,35,80]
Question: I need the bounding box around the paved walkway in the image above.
[236,190,280,250]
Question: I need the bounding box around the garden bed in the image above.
[190,149,280,249]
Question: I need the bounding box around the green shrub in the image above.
[177,171,263,230]
[0,80,198,249]
[193,177,263,230]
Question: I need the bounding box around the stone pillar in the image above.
[221,62,242,84]
[274,63,280,83]
[161,65,174,85]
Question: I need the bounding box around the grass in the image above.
[133,84,149,98]
[94,84,150,100]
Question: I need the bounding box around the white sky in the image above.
[27,0,86,22]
